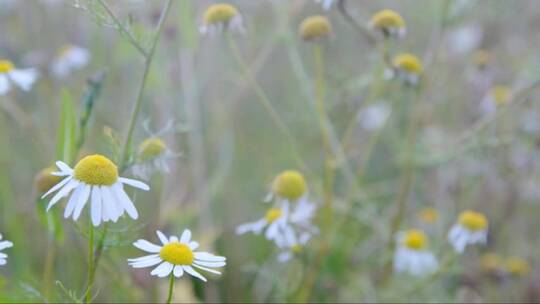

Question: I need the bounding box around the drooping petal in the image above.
[133,239,162,253]
[151,262,174,278]
[119,177,149,191]
[63,183,83,217]
[90,186,102,226]
[173,265,184,278]
[183,265,207,282]
[111,183,138,219]
[0,74,10,95]
[42,176,73,199]
[193,264,221,275]
[9,68,38,91]
[194,252,226,262]
[47,179,79,211]
[72,184,91,220]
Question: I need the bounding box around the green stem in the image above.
[85,220,94,303]
[226,35,310,174]
[166,273,174,304]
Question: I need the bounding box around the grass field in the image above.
[1,0,540,302]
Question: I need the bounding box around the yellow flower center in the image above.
[265,208,283,223]
[458,210,488,231]
[505,257,530,276]
[34,166,62,194]
[418,207,439,224]
[402,229,428,250]
[299,15,332,41]
[74,154,118,186]
[481,253,501,272]
[370,9,405,31]
[393,53,423,74]
[203,3,239,25]
[159,242,194,265]
[138,137,166,161]
[272,170,306,201]
[291,244,303,254]
[489,86,511,106]
[0,60,14,73]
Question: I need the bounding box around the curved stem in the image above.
[85,220,95,303]
[226,35,310,174]
[166,273,174,304]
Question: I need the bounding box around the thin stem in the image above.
[120,0,173,170]
[85,221,94,303]
[226,35,310,174]
[96,0,148,57]
[166,273,174,304]
[42,237,56,299]
[337,0,376,46]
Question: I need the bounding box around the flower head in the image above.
[0,59,38,95]
[394,229,438,276]
[389,53,423,85]
[369,9,406,39]
[0,234,13,266]
[200,3,244,35]
[276,227,311,263]
[299,15,332,41]
[272,170,307,201]
[129,229,226,281]
[480,85,512,114]
[42,155,150,226]
[236,204,290,244]
[34,166,62,195]
[505,256,530,277]
[50,44,90,77]
[448,210,488,253]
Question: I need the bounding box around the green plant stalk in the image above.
[84,0,173,300]
[226,35,310,174]
[85,218,94,303]
[294,44,335,303]
[166,273,174,304]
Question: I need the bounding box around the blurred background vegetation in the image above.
[2,0,540,302]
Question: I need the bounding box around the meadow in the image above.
[0,0,539,302]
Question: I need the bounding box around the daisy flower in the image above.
[50,44,91,78]
[275,227,311,263]
[131,121,179,180]
[0,234,13,266]
[388,53,423,86]
[199,3,244,36]
[128,229,226,281]
[299,15,332,42]
[41,154,150,226]
[480,85,512,114]
[448,210,488,253]
[394,229,438,276]
[237,170,318,244]
[0,59,38,95]
[369,9,406,39]
[315,0,334,10]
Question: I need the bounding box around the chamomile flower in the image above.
[505,256,530,277]
[236,205,291,243]
[128,229,226,281]
[41,154,150,226]
[369,9,406,39]
[394,229,438,276]
[388,53,423,86]
[299,15,332,41]
[0,59,38,95]
[448,210,488,253]
[199,3,244,35]
[315,0,334,10]
[0,234,13,266]
[131,121,179,180]
[480,85,512,114]
[50,44,91,78]
[275,227,311,263]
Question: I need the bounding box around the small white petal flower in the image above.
[0,233,13,266]
[394,230,438,276]
[369,9,406,39]
[448,210,488,253]
[199,3,244,36]
[276,227,311,263]
[236,203,291,245]
[0,59,38,95]
[42,155,150,226]
[389,53,423,86]
[479,85,512,115]
[358,103,391,131]
[50,45,91,78]
[129,229,226,281]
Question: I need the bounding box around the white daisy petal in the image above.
[63,183,83,217]
[72,184,91,220]
[0,259,6,266]
[0,241,13,251]
[133,240,162,253]
[47,179,79,210]
[188,241,199,250]
[90,186,102,226]
[112,183,139,219]
[183,265,207,282]
[156,230,169,245]
[193,260,226,268]
[169,236,179,243]
[151,261,174,278]
[9,68,38,91]
[194,252,226,262]
[180,229,191,244]
[119,177,150,191]
[101,186,121,222]
[129,256,162,268]
[42,175,73,199]
[55,161,73,173]
[0,74,10,95]
[173,265,184,278]
[193,264,222,275]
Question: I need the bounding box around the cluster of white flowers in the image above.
[236,170,318,262]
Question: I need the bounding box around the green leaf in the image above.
[56,89,77,164]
